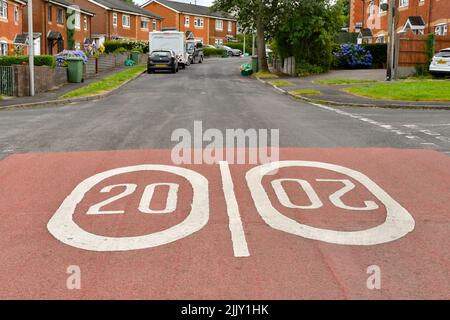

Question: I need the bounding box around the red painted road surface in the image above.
[0,148,449,299]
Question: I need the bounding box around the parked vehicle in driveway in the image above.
[187,41,204,64]
[216,45,242,56]
[147,50,179,73]
[429,48,450,75]
[150,31,189,69]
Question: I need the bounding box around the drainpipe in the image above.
[427,0,433,33]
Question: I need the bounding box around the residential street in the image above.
[0,59,449,299]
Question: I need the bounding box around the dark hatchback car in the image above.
[148,50,179,74]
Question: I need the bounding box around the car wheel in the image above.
[199,57,203,64]
[147,69,152,74]
[228,51,233,57]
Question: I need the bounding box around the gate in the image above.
[0,66,15,96]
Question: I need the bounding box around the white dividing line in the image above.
[219,161,250,258]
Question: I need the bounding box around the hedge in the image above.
[104,40,149,54]
[362,43,387,68]
[225,42,251,54]
[0,55,56,67]
[204,48,225,57]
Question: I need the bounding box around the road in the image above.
[0,58,449,299]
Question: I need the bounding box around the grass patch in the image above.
[290,89,322,96]
[268,80,296,86]
[255,71,279,79]
[315,78,378,85]
[344,80,450,102]
[61,65,146,99]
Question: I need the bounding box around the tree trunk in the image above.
[255,14,268,73]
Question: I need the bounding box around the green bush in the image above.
[104,40,149,54]
[113,47,128,54]
[0,55,55,67]
[296,61,327,77]
[362,43,387,68]
[225,42,251,54]
[203,48,225,57]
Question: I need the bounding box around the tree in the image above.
[212,0,286,72]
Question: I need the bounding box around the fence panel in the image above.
[0,66,15,96]
[399,33,450,67]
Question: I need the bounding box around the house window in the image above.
[0,41,8,56]
[376,35,386,43]
[122,15,130,28]
[184,16,189,27]
[194,17,204,28]
[141,17,149,29]
[215,19,223,31]
[84,16,88,31]
[152,19,157,31]
[57,8,64,24]
[75,11,80,29]
[435,24,448,36]
[112,12,117,26]
[368,1,375,17]
[228,21,232,32]
[379,0,388,12]
[399,0,409,7]
[0,1,7,19]
[14,5,18,23]
[47,4,52,22]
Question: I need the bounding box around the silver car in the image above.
[216,45,242,56]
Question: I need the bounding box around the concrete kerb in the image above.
[256,77,450,111]
[0,70,146,111]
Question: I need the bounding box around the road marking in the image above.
[47,165,210,252]
[219,161,250,257]
[246,161,415,246]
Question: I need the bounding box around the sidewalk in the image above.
[263,69,450,110]
[0,66,131,108]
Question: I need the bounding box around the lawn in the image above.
[255,71,279,79]
[315,78,378,85]
[268,80,296,86]
[61,65,146,99]
[290,89,322,95]
[344,80,450,101]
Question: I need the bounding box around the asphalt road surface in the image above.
[0,58,449,299]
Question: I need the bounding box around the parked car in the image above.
[150,31,189,69]
[429,48,450,75]
[187,41,204,64]
[147,50,179,74]
[216,45,242,56]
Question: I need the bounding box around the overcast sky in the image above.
[135,0,214,6]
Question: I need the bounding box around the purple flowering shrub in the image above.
[55,50,88,67]
[333,44,373,69]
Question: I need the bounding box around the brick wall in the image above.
[12,65,67,96]
[0,0,24,55]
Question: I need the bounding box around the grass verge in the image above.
[269,80,296,86]
[344,80,450,102]
[315,78,378,85]
[255,71,279,79]
[61,65,146,99]
[290,89,322,95]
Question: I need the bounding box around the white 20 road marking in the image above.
[47,161,415,254]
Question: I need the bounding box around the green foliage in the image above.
[226,42,252,54]
[296,61,327,77]
[361,43,387,68]
[113,47,129,54]
[203,48,225,57]
[426,33,436,61]
[0,55,56,67]
[104,40,149,54]
[66,11,75,50]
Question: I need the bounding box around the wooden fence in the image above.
[398,32,450,67]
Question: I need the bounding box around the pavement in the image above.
[0,58,449,299]
[265,69,450,109]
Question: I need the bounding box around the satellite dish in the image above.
[380,3,389,11]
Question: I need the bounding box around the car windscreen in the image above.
[436,51,450,58]
[151,51,171,58]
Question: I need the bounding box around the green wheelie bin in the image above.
[66,57,84,83]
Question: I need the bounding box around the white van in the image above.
[149,31,189,69]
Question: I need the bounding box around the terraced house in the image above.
[349,0,450,43]
[70,0,163,45]
[21,0,95,55]
[0,0,26,55]
[141,0,237,45]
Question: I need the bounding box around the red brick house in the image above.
[141,0,237,45]
[0,0,26,55]
[349,0,450,43]
[70,0,163,45]
[22,0,95,55]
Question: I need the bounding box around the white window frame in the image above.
[379,0,388,12]
[368,1,375,17]
[184,16,189,27]
[0,1,7,19]
[152,19,157,31]
[122,14,130,28]
[57,8,64,25]
[194,17,204,29]
[112,12,117,27]
[376,34,386,43]
[435,24,448,36]
[14,5,19,23]
[228,20,232,32]
[84,15,88,31]
[75,11,81,30]
[399,0,409,7]
[0,41,7,56]
[215,19,223,31]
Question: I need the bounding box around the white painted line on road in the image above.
[219,161,250,258]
